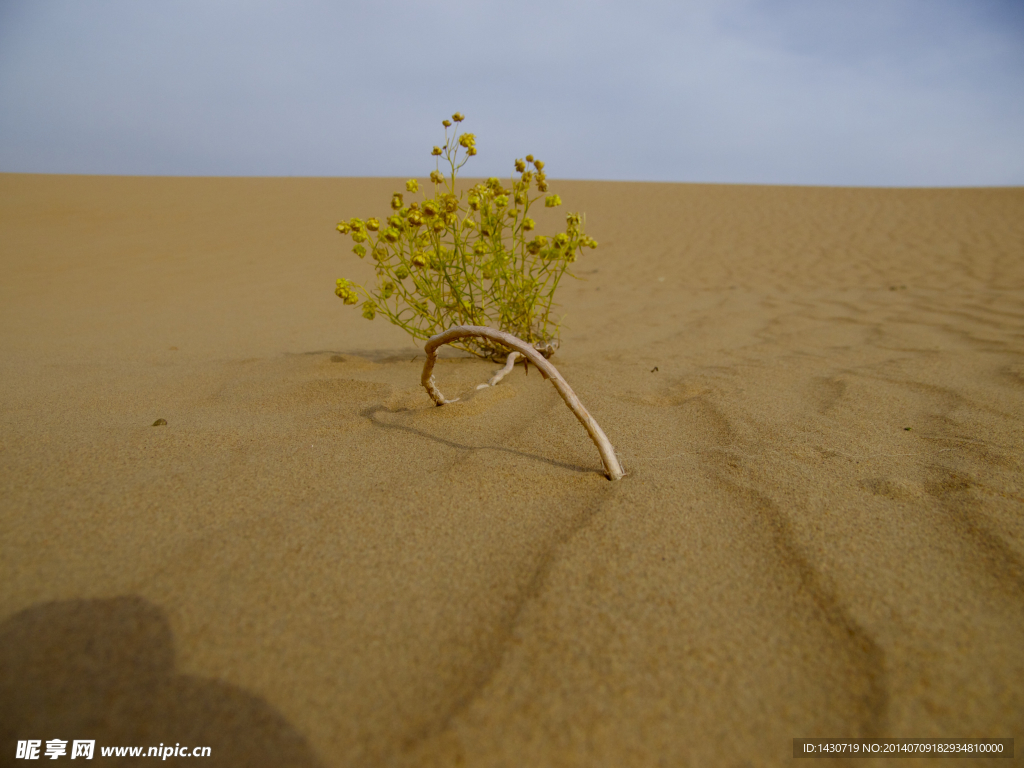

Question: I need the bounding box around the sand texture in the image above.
[1,174,1022,766]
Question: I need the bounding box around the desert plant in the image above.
[334,113,598,361]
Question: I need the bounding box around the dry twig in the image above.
[421,326,624,480]
[476,351,520,389]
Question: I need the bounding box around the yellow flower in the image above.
[382,281,395,299]
[335,279,359,305]
[353,244,366,258]
[373,246,387,261]
[430,170,444,184]
[441,193,459,213]
[336,221,351,234]
[391,193,403,210]
[545,194,562,207]
[395,265,410,279]
[431,146,443,156]
[459,133,476,149]
[411,252,428,267]
[525,154,534,162]
[442,119,452,128]
[406,179,419,193]
[422,200,438,218]
[537,180,548,192]
[533,159,544,170]
[431,218,445,233]
[466,147,477,156]
[383,227,400,243]
[473,241,488,256]
[522,217,535,231]
[452,112,465,122]
[351,231,367,243]
[362,301,376,320]
[365,217,380,231]
[494,195,508,208]
[514,159,526,173]
[407,210,424,227]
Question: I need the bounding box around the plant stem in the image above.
[421,326,624,481]
[476,351,520,389]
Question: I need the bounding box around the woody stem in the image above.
[421,326,624,481]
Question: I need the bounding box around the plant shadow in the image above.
[296,347,469,364]
[360,404,595,477]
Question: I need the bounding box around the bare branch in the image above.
[476,351,520,389]
[422,326,624,481]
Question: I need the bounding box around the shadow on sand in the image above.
[0,596,323,768]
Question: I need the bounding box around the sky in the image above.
[0,0,1022,186]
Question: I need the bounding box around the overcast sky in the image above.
[1,0,1022,185]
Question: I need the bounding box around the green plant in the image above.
[334,113,598,361]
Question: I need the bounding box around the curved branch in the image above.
[421,326,624,481]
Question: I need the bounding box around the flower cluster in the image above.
[333,114,597,360]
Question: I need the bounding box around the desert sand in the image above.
[1,173,1022,766]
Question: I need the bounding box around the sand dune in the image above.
[1,174,1022,766]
